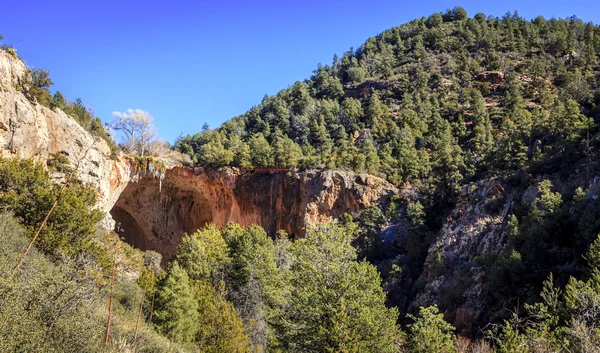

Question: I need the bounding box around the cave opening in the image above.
[110,205,150,251]
[107,174,222,264]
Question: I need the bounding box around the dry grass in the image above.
[455,336,494,353]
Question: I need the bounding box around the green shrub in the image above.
[5,46,16,57]
[47,152,73,173]
[407,305,457,353]
[0,157,103,255]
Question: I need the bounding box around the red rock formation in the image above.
[111,167,396,264]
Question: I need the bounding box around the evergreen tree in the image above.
[429,115,465,200]
[227,136,253,169]
[407,306,457,353]
[469,90,494,158]
[223,224,288,350]
[153,262,199,344]
[274,136,303,167]
[195,281,252,353]
[283,224,402,353]
[249,133,274,167]
[174,224,231,282]
[325,298,360,353]
[340,97,363,131]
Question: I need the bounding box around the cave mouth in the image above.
[110,205,151,251]
[107,174,221,265]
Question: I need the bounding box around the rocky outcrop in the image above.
[111,167,397,263]
[345,80,402,99]
[413,178,514,334]
[476,71,505,85]
[0,50,133,225]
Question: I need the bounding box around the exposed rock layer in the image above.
[111,167,397,263]
[413,178,513,334]
[0,50,397,265]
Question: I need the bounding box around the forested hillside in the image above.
[2,7,600,353]
[173,7,600,351]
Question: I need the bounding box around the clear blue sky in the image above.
[1,0,599,144]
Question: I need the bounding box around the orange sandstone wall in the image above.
[111,167,396,263]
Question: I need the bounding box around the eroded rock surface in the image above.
[413,178,514,333]
[111,167,397,263]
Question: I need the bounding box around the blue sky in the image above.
[2,0,600,144]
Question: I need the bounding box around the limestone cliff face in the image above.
[0,50,133,223]
[111,167,397,263]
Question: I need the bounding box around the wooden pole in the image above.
[10,180,70,279]
[148,291,156,324]
[104,258,116,344]
[132,286,146,349]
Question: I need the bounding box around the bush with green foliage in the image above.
[281,224,404,352]
[0,157,103,256]
[0,157,178,352]
[484,234,600,352]
[407,305,457,353]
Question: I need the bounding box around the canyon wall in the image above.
[0,47,521,330]
[111,167,397,262]
[412,178,513,334]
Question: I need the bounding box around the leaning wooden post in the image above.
[104,258,116,344]
[132,284,147,349]
[148,291,156,324]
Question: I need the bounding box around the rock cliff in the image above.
[0,50,133,225]
[111,167,397,263]
[413,178,514,333]
[1,46,547,333]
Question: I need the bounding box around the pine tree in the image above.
[407,305,457,353]
[153,262,199,343]
[249,133,274,167]
[283,224,402,353]
[274,136,303,167]
[366,92,388,136]
[325,299,360,353]
[223,224,288,350]
[584,234,600,271]
[175,224,231,282]
[227,136,252,169]
[195,281,252,353]
[469,90,494,158]
[429,115,465,200]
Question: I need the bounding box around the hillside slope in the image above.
[175,9,600,334]
[2,8,600,352]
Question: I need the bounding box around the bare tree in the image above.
[111,109,157,156]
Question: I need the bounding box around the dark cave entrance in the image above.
[110,205,151,251]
